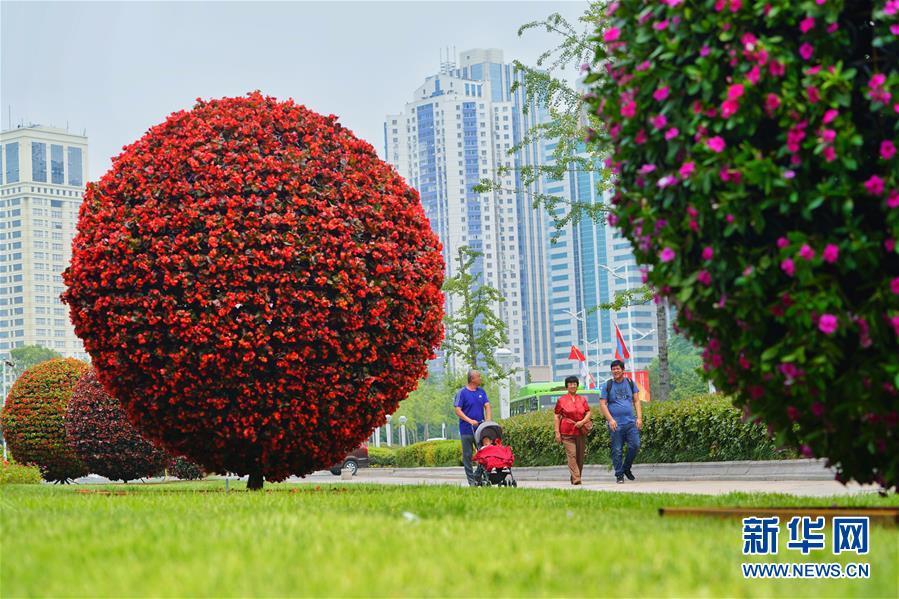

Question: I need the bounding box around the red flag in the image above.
[614,322,631,360]
[568,345,586,361]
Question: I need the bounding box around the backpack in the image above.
[605,377,637,399]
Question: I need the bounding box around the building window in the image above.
[67,147,83,186]
[50,145,65,184]
[5,143,19,183]
[32,142,47,182]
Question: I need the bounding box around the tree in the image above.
[442,246,514,380]
[65,369,169,482]
[585,0,898,489]
[647,334,707,402]
[475,4,672,400]
[62,93,445,489]
[9,345,63,371]
[0,358,89,482]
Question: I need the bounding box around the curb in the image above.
[360,459,836,482]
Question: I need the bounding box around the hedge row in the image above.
[394,440,461,468]
[501,394,796,467]
[1,459,42,484]
[367,447,397,468]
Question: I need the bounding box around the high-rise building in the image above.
[0,125,89,372]
[546,154,659,383]
[385,49,541,383]
[386,49,660,386]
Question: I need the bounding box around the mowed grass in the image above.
[2,482,897,598]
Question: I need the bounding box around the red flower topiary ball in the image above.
[167,456,205,481]
[0,358,90,482]
[62,92,444,487]
[65,369,169,482]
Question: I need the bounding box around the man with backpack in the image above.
[599,360,642,484]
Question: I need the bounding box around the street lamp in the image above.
[598,263,641,381]
[385,414,392,447]
[494,347,514,419]
[399,415,408,447]
[1,359,15,460]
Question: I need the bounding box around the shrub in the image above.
[0,359,90,482]
[65,369,170,482]
[499,394,793,467]
[0,459,42,485]
[395,440,462,468]
[584,1,898,488]
[368,446,397,468]
[61,92,445,488]
[168,456,205,480]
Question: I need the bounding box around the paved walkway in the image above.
[296,470,878,497]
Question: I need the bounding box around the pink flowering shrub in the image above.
[585,0,898,489]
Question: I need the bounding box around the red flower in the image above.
[62,93,445,485]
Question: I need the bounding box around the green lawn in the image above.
[2,482,897,598]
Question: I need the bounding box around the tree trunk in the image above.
[656,301,670,401]
[247,467,264,491]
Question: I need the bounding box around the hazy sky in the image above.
[2,1,589,182]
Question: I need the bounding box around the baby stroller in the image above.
[473,421,517,487]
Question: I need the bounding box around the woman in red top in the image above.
[554,375,593,485]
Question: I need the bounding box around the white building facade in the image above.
[0,125,89,371]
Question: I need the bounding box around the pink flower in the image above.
[806,86,820,103]
[769,60,785,77]
[746,65,761,85]
[621,101,636,118]
[707,136,726,152]
[823,109,839,124]
[604,27,621,42]
[700,45,711,57]
[636,61,652,72]
[657,175,678,188]
[635,129,647,144]
[799,17,815,33]
[659,247,676,262]
[679,161,695,178]
[888,190,899,209]
[702,246,714,260]
[777,236,789,249]
[881,141,896,160]
[891,277,899,295]
[864,175,885,195]
[654,86,670,102]
[820,129,836,143]
[818,314,838,335]
[827,22,839,33]
[652,114,668,129]
[822,243,839,263]
[639,164,657,174]
[665,127,679,140]
[781,258,795,276]
[891,316,899,338]
[727,83,745,101]
[721,99,739,118]
[799,43,814,60]
[654,19,670,31]
[783,169,796,179]
[698,270,712,286]
[822,146,837,162]
[765,93,780,113]
[799,244,815,260]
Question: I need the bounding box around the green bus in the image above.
[510,382,604,416]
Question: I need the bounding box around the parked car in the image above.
[329,444,369,475]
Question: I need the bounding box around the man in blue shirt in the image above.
[599,360,642,484]
[454,369,492,486]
